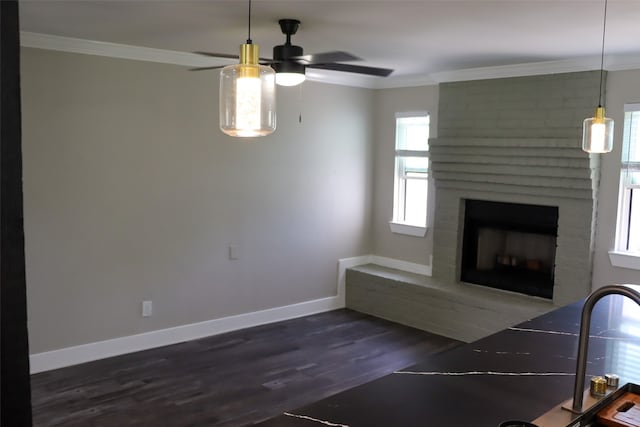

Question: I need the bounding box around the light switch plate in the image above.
[142,300,152,317]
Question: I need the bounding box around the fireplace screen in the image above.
[460,199,558,299]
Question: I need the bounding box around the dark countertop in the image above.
[256,290,640,427]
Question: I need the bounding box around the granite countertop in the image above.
[256,291,640,427]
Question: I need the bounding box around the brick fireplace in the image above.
[346,71,608,341]
[431,71,603,306]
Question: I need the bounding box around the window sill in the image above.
[389,222,428,237]
[608,251,640,270]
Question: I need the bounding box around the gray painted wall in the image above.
[21,48,374,353]
[370,86,439,265]
[20,45,640,355]
[592,69,640,288]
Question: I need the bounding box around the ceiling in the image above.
[18,0,640,88]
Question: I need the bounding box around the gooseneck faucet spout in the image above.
[572,284,640,413]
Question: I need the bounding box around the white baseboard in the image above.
[30,295,342,374]
[30,254,430,374]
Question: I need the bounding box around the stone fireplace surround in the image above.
[431,71,603,307]
[346,71,606,342]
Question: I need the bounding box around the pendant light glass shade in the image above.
[582,106,614,153]
[220,43,276,137]
[582,0,613,153]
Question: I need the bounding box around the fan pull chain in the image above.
[299,84,304,123]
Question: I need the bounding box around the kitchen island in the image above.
[256,289,640,427]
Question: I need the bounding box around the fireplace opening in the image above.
[460,200,558,299]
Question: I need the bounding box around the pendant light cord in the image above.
[246,0,252,44]
[598,0,608,107]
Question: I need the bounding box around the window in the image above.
[614,104,640,256]
[390,113,430,236]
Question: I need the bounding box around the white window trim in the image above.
[625,103,640,112]
[610,103,640,270]
[395,111,428,119]
[609,103,640,270]
[389,221,428,237]
[608,250,640,270]
[390,111,430,236]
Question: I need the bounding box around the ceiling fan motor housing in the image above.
[273,19,306,80]
[273,43,304,61]
[272,60,305,75]
[274,18,304,62]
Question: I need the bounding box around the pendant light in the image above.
[220,0,276,137]
[582,0,613,153]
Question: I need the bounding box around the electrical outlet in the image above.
[142,300,152,317]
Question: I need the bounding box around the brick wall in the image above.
[431,71,603,306]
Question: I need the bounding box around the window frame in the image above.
[389,112,430,237]
[610,103,640,270]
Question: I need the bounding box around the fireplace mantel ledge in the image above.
[608,250,640,271]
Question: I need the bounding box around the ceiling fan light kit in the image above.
[273,61,306,86]
[582,0,613,153]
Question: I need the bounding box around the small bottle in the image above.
[604,373,619,388]
[590,376,607,397]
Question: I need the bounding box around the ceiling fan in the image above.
[192,19,394,86]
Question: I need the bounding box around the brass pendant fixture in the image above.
[582,0,613,153]
[219,0,276,137]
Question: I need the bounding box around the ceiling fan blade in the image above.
[194,51,275,63]
[189,65,226,71]
[308,63,393,77]
[194,51,239,59]
[293,51,360,65]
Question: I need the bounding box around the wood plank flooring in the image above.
[31,309,461,426]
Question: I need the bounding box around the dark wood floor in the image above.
[31,309,461,426]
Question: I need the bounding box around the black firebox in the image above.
[460,199,558,299]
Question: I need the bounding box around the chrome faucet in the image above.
[572,284,640,413]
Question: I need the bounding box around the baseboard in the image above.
[30,254,430,374]
[30,295,342,374]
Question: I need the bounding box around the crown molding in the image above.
[424,54,640,85]
[20,32,227,68]
[372,74,438,89]
[20,32,640,89]
[606,53,640,72]
[304,68,381,88]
